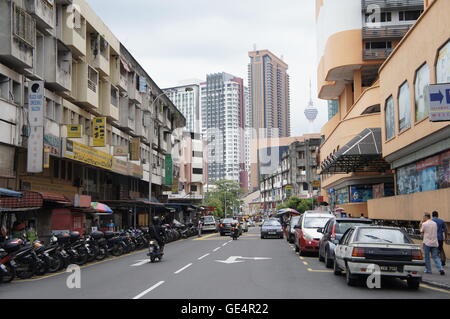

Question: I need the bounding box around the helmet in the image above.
[152,216,161,225]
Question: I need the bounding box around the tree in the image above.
[276,196,314,214]
[203,180,244,219]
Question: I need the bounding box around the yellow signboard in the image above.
[64,139,112,170]
[67,125,82,138]
[130,138,140,161]
[92,117,106,147]
[312,180,321,188]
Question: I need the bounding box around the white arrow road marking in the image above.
[174,263,193,274]
[215,256,273,264]
[130,259,149,267]
[132,281,165,299]
[198,253,210,260]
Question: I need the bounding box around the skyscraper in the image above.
[248,50,291,138]
[201,73,248,188]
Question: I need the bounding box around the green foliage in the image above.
[276,197,314,214]
[203,180,244,219]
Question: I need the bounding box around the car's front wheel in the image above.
[318,248,325,262]
[333,259,342,276]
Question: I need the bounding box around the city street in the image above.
[1,228,449,299]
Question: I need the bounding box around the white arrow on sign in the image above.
[215,256,272,264]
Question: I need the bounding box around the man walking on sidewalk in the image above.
[432,211,448,266]
[421,213,445,275]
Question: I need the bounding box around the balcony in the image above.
[73,62,99,109]
[362,25,412,40]
[44,38,72,92]
[62,5,86,57]
[362,0,423,10]
[99,81,119,122]
[25,0,55,32]
[0,2,35,70]
[128,77,142,105]
[118,73,128,92]
[89,35,110,77]
[363,48,393,60]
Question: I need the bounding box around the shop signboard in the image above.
[67,125,82,138]
[130,138,140,161]
[426,84,450,122]
[114,145,129,157]
[164,154,173,185]
[64,139,112,170]
[44,134,62,157]
[92,117,106,147]
[27,126,44,173]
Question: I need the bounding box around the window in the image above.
[365,41,392,50]
[399,10,422,21]
[13,4,35,48]
[415,63,430,122]
[385,96,395,140]
[191,185,198,192]
[398,82,411,132]
[365,12,392,23]
[88,66,98,93]
[436,40,450,84]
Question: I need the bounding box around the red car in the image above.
[294,212,334,256]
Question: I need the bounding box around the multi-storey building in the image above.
[164,83,201,134]
[316,0,450,223]
[200,73,248,188]
[259,135,321,213]
[248,49,291,139]
[0,0,185,241]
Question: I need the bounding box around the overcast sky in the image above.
[87,0,328,136]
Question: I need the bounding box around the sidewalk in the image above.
[421,260,450,290]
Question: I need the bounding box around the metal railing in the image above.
[362,0,423,10]
[363,48,393,60]
[362,25,411,39]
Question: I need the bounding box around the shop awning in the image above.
[320,128,391,174]
[165,203,198,213]
[0,188,22,198]
[0,191,71,212]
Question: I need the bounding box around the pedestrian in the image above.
[360,214,365,219]
[420,213,445,275]
[198,218,203,237]
[432,211,448,267]
[25,220,38,243]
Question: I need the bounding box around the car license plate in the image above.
[380,266,400,272]
[269,232,276,235]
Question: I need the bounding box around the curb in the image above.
[422,279,450,291]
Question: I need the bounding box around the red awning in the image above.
[0,191,72,211]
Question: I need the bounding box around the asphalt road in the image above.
[1,227,449,299]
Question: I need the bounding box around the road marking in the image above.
[130,259,149,267]
[307,268,333,273]
[303,261,309,266]
[299,257,305,260]
[132,281,165,299]
[216,256,272,264]
[198,253,210,260]
[193,233,218,241]
[174,263,193,274]
[213,247,221,252]
[421,284,450,294]
[222,243,228,247]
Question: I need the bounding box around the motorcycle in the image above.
[147,240,163,263]
[65,232,89,266]
[231,225,240,240]
[104,231,124,257]
[4,239,42,280]
[87,231,107,261]
[0,242,16,283]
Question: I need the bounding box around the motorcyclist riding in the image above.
[149,216,166,254]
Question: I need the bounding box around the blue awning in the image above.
[0,188,22,198]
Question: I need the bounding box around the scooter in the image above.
[147,240,163,263]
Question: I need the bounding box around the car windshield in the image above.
[304,217,332,229]
[263,220,281,227]
[290,216,300,226]
[356,228,412,244]
[203,216,214,223]
[222,219,234,224]
[336,221,372,234]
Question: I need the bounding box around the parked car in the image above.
[294,212,333,256]
[201,216,217,233]
[318,218,373,268]
[247,220,255,227]
[219,218,241,236]
[286,215,301,244]
[333,226,425,289]
[261,219,283,239]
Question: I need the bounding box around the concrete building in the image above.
[0,0,185,241]
[259,135,321,213]
[315,0,450,238]
[248,50,291,138]
[164,83,201,134]
[200,73,248,188]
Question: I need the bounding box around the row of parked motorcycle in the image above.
[0,221,200,284]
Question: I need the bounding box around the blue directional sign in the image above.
[426,84,450,122]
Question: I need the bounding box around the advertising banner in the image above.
[28,81,45,127]
[67,125,82,138]
[64,139,112,170]
[164,154,173,185]
[92,117,106,147]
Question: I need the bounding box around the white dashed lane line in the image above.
[174,263,193,274]
[198,253,210,260]
[213,247,221,252]
[133,281,165,299]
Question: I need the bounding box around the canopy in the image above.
[0,188,22,198]
[320,128,391,174]
[277,208,299,215]
[91,202,113,215]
